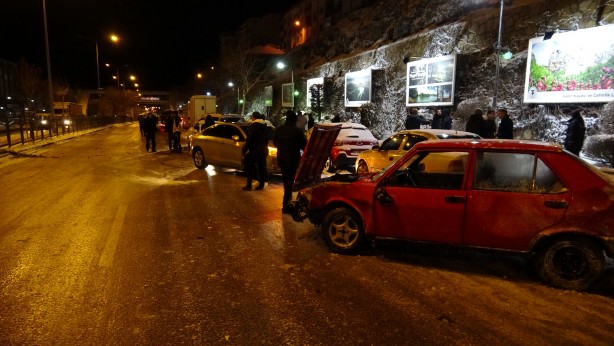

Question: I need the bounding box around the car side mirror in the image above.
[231,135,240,142]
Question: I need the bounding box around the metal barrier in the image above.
[0,116,133,148]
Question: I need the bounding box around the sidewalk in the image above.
[0,123,129,163]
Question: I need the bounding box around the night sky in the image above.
[0,1,297,91]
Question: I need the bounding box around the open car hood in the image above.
[293,123,342,191]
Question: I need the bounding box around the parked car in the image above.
[356,129,481,173]
[305,122,378,173]
[290,125,614,291]
[190,122,279,173]
[209,113,245,123]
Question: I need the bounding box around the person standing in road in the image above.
[466,108,486,137]
[204,114,215,128]
[440,108,452,130]
[172,114,182,153]
[138,115,146,137]
[483,109,497,138]
[242,112,269,190]
[431,108,443,129]
[495,108,514,139]
[273,110,307,213]
[404,108,428,130]
[564,109,586,156]
[307,113,315,130]
[144,113,157,152]
[296,110,308,133]
[165,115,174,151]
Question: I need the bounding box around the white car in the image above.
[306,122,378,173]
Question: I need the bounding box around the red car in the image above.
[290,124,614,291]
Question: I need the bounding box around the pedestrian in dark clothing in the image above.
[496,108,514,139]
[440,108,452,130]
[204,114,215,128]
[431,108,443,129]
[144,113,157,152]
[307,113,315,130]
[466,108,486,137]
[172,114,182,153]
[404,108,428,130]
[483,110,497,138]
[273,110,307,213]
[332,113,341,123]
[138,115,146,137]
[242,112,269,190]
[564,109,586,156]
[165,115,174,151]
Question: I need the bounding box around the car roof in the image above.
[411,139,564,152]
[395,129,481,138]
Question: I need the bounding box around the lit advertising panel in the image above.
[264,86,273,106]
[406,54,456,107]
[345,69,372,107]
[524,24,614,103]
[282,83,294,108]
[306,77,324,108]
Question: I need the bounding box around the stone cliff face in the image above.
[255,0,614,165]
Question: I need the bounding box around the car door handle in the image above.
[544,200,568,209]
[445,196,465,204]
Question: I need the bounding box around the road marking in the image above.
[98,203,127,267]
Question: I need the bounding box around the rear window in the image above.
[436,133,480,140]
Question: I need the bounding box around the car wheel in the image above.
[356,160,369,173]
[535,238,605,291]
[192,148,208,169]
[322,207,366,254]
[324,157,336,173]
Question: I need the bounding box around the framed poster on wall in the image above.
[306,77,324,108]
[345,69,372,107]
[264,86,273,107]
[406,54,456,107]
[524,24,614,103]
[281,83,294,108]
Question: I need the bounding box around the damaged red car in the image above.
[290,124,614,291]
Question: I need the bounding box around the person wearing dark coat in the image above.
[144,113,158,152]
[465,108,486,137]
[307,113,315,130]
[165,115,175,151]
[440,108,452,130]
[242,112,269,190]
[273,110,307,213]
[431,108,443,129]
[483,110,497,139]
[496,108,514,139]
[204,114,216,128]
[405,108,428,130]
[564,109,586,156]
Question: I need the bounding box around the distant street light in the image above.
[228,82,240,114]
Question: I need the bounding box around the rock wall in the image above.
[249,0,614,165]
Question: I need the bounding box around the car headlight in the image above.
[268,146,277,157]
[63,119,71,125]
[41,119,48,125]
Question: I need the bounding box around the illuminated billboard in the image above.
[524,24,614,103]
[281,83,294,108]
[306,77,324,108]
[406,54,456,107]
[345,69,372,107]
[264,86,272,107]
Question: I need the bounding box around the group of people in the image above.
[404,108,452,130]
[466,108,513,139]
[241,110,307,214]
[138,112,184,153]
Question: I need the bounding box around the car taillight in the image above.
[331,146,341,159]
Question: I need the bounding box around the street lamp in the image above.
[492,0,511,109]
[228,82,240,114]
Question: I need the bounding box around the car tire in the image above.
[322,207,366,254]
[356,160,369,173]
[324,157,337,173]
[192,148,208,169]
[535,237,605,291]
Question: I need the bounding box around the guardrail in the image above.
[0,116,133,148]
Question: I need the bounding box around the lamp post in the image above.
[228,82,240,114]
[42,0,54,114]
[277,61,297,110]
[492,0,505,110]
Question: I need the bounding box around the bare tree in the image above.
[15,59,44,112]
[220,37,272,115]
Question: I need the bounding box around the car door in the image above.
[217,125,245,168]
[372,149,470,244]
[372,134,428,172]
[463,151,570,251]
